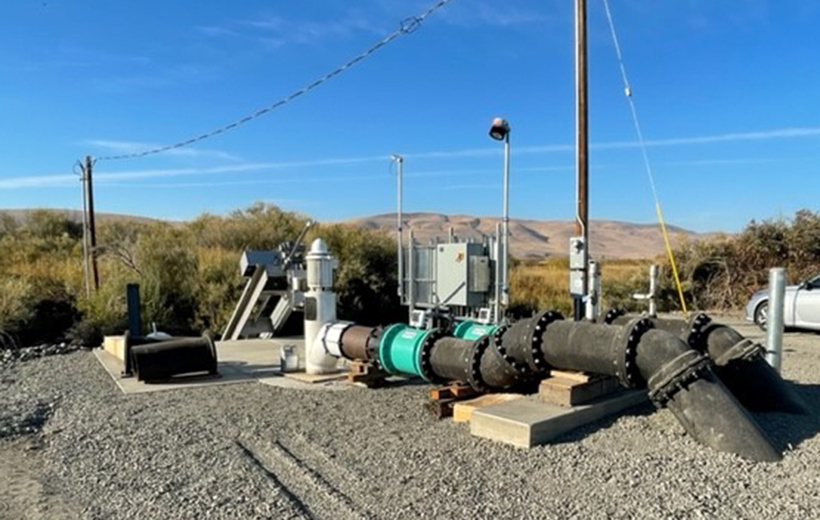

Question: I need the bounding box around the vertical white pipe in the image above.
[585,260,600,320]
[648,264,658,317]
[408,230,415,323]
[766,267,786,373]
[501,135,511,308]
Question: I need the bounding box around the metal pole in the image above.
[494,222,502,323]
[766,267,786,373]
[572,0,590,321]
[84,155,100,291]
[407,229,415,323]
[79,168,91,297]
[585,260,600,320]
[502,134,511,308]
[648,264,659,317]
[393,155,405,303]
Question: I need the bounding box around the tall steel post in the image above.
[572,0,590,321]
[766,267,786,373]
[83,156,100,291]
[501,133,511,309]
[393,155,405,303]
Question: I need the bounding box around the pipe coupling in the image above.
[525,310,563,373]
[418,328,446,383]
[611,317,654,388]
[491,324,530,377]
[647,349,712,408]
[603,308,626,325]
[713,338,764,367]
[685,313,712,351]
[466,335,492,392]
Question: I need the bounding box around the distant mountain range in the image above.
[345,213,719,260]
[0,208,160,225]
[1,208,718,260]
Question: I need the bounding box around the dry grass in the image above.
[510,257,653,316]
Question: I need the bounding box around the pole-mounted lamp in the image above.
[488,118,511,322]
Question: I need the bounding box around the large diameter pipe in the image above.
[130,334,218,382]
[766,267,786,373]
[534,318,780,461]
[611,313,807,414]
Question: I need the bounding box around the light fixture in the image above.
[488,118,511,141]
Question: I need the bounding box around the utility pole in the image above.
[570,0,590,321]
[79,165,91,297]
[83,155,100,291]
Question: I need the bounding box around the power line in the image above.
[600,0,688,314]
[97,0,457,162]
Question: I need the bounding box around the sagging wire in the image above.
[97,0,458,162]
[600,0,688,315]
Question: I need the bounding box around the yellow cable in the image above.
[655,202,688,315]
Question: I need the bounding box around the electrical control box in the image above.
[435,243,490,307]
[569,236,588,297]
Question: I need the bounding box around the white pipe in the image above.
[648,264,658,317]
[766,267,786,373]
[304,238,340,374]
[407,230,415,323]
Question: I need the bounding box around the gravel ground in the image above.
[1,318,820,519]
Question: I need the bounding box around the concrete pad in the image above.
[470,390,647,449]
[283,371,349,384]
[94,349,252,394]
[94,336,350,394]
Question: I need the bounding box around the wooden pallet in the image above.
[427,383,481,419]
[453,394,523,423]
[538,370,619,407]
[346,361,389,388]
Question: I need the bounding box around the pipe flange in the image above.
[686,313,712,352]
[613,317,654,388]
[418,328,445,383]
[525,310,563,373]
[466,335,491,393]
[492,324,530,376]
[714,338,764,367]
[603,308,627,325]
[647,350,712,408]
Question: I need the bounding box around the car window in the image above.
[810,275,820,288]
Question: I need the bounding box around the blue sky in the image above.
[1,0,819,232]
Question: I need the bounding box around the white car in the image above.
[745,273,820,331]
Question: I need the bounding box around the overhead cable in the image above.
[97,0,457,162]
[600,0,689,314]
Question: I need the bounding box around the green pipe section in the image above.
[453,321,498,341]
[378,324,434,378]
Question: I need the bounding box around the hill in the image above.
[346,212,717,260]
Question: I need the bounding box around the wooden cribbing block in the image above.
[346,361,388,388]
[453,394,523,423]
[538,374,619,407]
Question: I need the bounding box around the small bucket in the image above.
[280,344,299,373]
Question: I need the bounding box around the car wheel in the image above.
[754,301,768,331]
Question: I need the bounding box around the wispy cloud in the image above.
[439,0,552,27]
[83,140,243,161]
[199,12,380,50]
[4,126,820,190]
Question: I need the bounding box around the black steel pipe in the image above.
[131,334,218,382]
[612,314,808,414]
[534,318,780,461]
